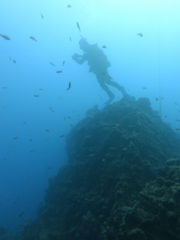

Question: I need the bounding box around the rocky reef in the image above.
[0,227,14,240]
[17,97,180,240]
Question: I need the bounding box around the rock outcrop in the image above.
[18,97,180,240]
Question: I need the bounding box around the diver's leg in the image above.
[97,78,115,103]
[106,75,127,97]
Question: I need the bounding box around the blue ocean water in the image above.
[0,0,180,232]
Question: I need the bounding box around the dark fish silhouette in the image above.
[67,82,71,90]
[56,70,63,73]
[29,36,37,42]
[137,32,143,37]
[49,107,55,112]
[49,61,56,67]
[18,211,24,217]
[0,33,10,40]
[9,57,16,63]
[76,22,81,32]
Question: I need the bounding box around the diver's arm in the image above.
[72,53,86,64]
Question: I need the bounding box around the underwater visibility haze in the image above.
[0,0,180,238]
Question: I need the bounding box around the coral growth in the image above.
[17,97,180,240]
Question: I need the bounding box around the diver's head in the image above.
[79,38,89,51]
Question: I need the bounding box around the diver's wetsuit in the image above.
[72,38,127,104]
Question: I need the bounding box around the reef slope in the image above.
[19,97,180,240]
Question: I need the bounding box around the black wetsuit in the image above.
[72,40,127,103]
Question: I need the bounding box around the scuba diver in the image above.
[72,38,127,106]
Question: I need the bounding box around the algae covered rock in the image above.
[67,97,179,167]
[122,158,180,240]
[19,97,180,240]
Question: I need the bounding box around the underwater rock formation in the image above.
[18,97,180,240]
[0,227,14,240]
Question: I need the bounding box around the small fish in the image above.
[176,128,180,131]
[137,32,143,37]
[67,4,72,8]
[69,36,72,41]
[49,107,55,112]
[0,33,10,40]
[142,86,147,90]
[62,60,66,66]
[176,119,180,122]
[59,134,64,138]
[45,129,49,132]
[41,13,44,19]
[9,57,16,64]
[29,149,35,152]
[155,97,159,101]
[76,22,81,32]
[18,211,24,218]
[49,61,56,67]
[13,136,18,140]
[1,86,7,89]
[29,138,32,142]
[67,82,71,90]
[102,45,107,48]
[29,36,37,42]
[39,88,43,91]
[33,94,39,97]
[56,70,63,73]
